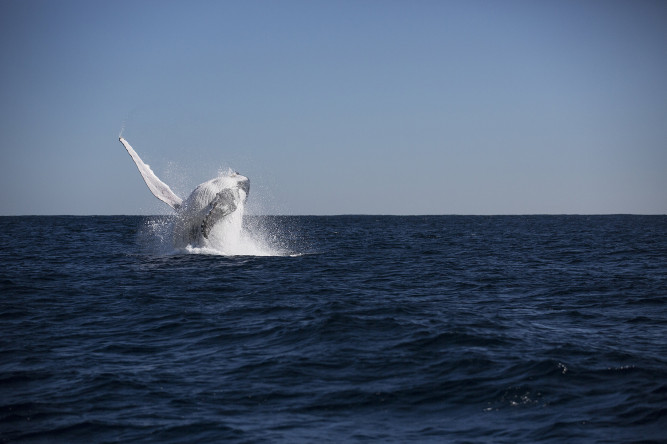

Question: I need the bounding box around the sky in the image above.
[0,0,665,215]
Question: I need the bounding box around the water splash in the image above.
[139,202,291,257]
[180,200,280,256]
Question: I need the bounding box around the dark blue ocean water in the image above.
[1,215,666,443]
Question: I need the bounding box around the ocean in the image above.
[1,215,666,443]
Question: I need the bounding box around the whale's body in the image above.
[119,137,249,248]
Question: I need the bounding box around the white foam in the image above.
[140,201,289,257]
[185,201,279,256]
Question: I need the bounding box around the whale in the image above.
[119,137,249,248]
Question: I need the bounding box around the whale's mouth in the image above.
[239,179,250,197]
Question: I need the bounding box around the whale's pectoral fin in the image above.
[201,189,238,238]
[119,137,183,210]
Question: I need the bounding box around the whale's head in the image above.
[229,171,250,200]
[186,173,249,213]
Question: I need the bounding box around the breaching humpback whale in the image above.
[119,137,249,247]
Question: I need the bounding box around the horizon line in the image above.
[2,213,666,217]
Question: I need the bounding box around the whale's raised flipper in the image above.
[201,189,238,238]
[119,137,183,210]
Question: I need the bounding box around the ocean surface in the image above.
[1,215,666,443]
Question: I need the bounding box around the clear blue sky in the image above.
[1,0,665,215]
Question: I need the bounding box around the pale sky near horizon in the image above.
[1,0,665,215]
